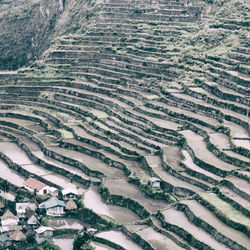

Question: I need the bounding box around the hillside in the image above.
[0,0,249,249]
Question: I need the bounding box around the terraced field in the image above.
[0,0,249,249]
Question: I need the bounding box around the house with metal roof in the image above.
[1,210,19,227]
[16,202,37,218]
[39,198,65,216]
[0,234,12,246]
[35,226,54,241]
[62,188,78,200]
[23,178,50,195]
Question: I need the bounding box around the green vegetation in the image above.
[200,192,250,227]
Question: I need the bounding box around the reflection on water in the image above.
[52,237,74,250]
[83,186,113,218]
[0,160,25,186]
[0,142,32,165]
[96,231,142,250]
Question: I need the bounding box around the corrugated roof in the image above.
[24,177,47,191]
[35,226,54,234]
[40,198,65,209]
[62,188,78,196]
[0,234,11,242]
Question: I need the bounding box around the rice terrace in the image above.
[0,0,249,249]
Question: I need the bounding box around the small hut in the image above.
[66,199,77,210]
[149,177,161,188]
[9,230,26,241]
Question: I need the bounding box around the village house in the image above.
[39,197,65,216]
[65,198,77,211]
[48,187,59,196]
[16,202,37,218]
[149,177,161,188]
[23,178,50,195]
[9,230,26,242]
[0,210,21,235]
[62,188,78,200]
[0,234,12,247]
[35,226,54,240]
[26,210,39,227]
[1,210,19,227]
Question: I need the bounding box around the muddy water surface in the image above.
[83,185,140,224]
[96,230,142,250]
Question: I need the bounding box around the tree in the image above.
[73,234,94,250]
[0,179,9,193]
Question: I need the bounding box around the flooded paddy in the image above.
[127,224,184,250]
[0,117,37,127]
[0,159,25,186]
[162,208,229,250]
[161,146,183,171]
[52,237,74,250]
[49,145,124,178]
[224,121,249,138]
[181,199,250,249]
[226,176,250,196]
[181,150,223,181]
[33,150,100,182]
[180,130,237,171]
[208,132,230,150]
[0,142,33,165]
[219,186,250,210]
[232,138,250,150]
[105,178,168,213]
[96,230,142,250]
[143,153,204,193]
[151,119,181,130]
[83,185,140,224]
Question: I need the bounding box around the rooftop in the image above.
[62,188,78,196]
[1,210,18,220]
[24,177,47,191]
[39,198,65,209]
[35,226,54,234]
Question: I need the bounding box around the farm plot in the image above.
[95,230,142,250]
[161,207,230,250]
[181,199,250,249]
[105,178,168,213]
[181,150,223,181]
[48,145,124,178]
[199,192,250,228]
[126,224,184,250]
[83,185,140,224]
[0,159,25,186]
[180,130,237,172]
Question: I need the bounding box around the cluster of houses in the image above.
[0,177,79,246]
